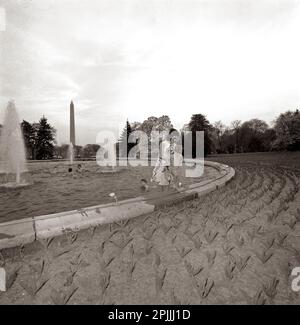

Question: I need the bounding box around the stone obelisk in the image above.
[70,101,75,146]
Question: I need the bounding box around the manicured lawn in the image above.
[0,161,216,222]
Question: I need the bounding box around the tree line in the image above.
[0,109,299,160]
[210,109,300,154]
[119,109,300,157]
[0,116,101,160]
[54,143,100,160]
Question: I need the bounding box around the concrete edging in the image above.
[0,161,235,249]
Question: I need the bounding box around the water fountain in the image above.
[0,101,29,187]
[68,142,74,165]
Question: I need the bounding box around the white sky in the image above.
[1,0,300,145]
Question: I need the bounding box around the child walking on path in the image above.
[151,157,171,191]
[151,129,182,192]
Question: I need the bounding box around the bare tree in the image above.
[213,121,226,153]
[231,120,242,153]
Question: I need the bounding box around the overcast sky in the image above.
[1,0,300,145]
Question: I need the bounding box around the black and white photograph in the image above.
[0,0,300,309]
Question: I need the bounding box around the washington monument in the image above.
[70,101,75,146]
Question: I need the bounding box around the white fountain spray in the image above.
[68,142,74,164]
[0,101,27,186]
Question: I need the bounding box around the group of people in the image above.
[68,163,85,176]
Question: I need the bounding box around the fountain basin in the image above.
[0,160,219,222]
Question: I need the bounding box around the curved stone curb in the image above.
[34,199,155,240]
[0,218,35,249]
[0,161,235,249]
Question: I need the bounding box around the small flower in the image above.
[109,192,118,204]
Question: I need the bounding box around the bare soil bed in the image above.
[0,152,300,305]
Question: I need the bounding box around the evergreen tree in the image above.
[21,120,36,159]
[35,116,56,160]
[118,120,134,158]
[186,114,213,157]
